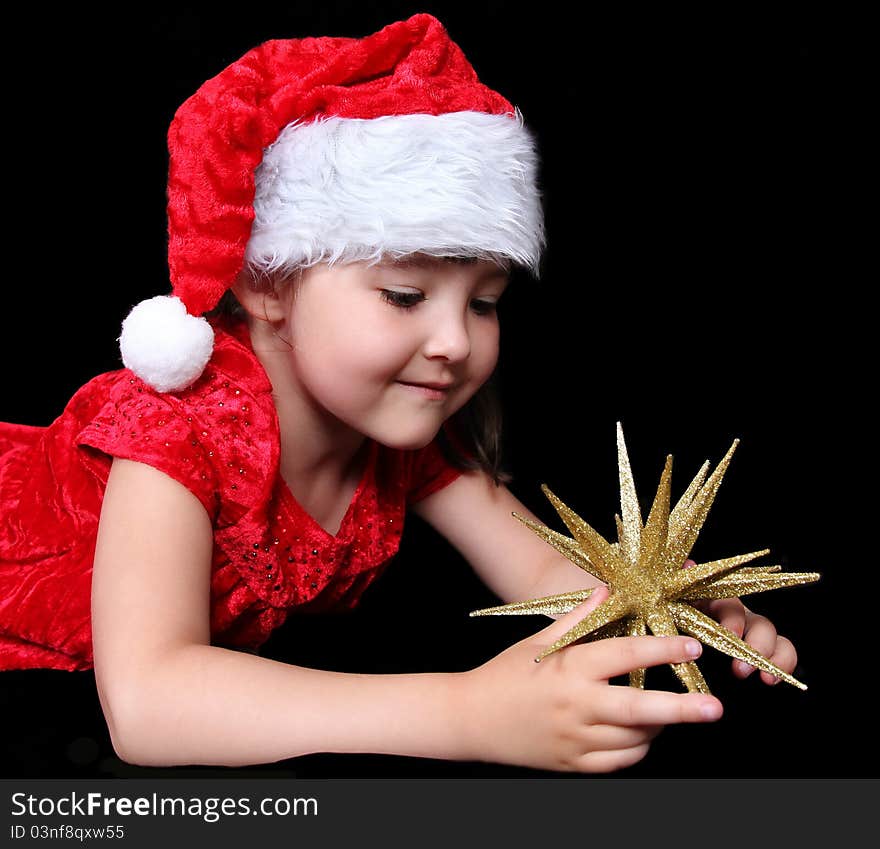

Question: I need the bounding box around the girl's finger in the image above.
[735,613,778,678]
[582,723,661,752]
[577,742,652,773]
[760,636,797,685]
[708,598,746,638]
[576,634,704,681]
[537,584,610,645]
[592,686,723,727]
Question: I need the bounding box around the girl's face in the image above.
[280,256,509,450]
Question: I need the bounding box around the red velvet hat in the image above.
[120,13,545,392]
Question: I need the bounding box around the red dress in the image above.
[0,318,462,671]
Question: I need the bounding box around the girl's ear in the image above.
[230,274,289,324]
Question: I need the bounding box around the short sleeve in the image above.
[405,435,464,505]
[75,377,219,519]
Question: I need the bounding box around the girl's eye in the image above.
[380,289,424,309]
[470,299,498,317]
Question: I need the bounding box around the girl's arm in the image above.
[92,458,471,767]
[411,470,601,605]
[94,458,721,772]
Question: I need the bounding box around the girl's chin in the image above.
[370,425,443,453]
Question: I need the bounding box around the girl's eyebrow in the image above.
[380,255,476,269]
[379,255,509,279]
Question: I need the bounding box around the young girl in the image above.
[0,13,798,774]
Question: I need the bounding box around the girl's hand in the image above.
[697,597,798,685]
[684,559,798,686]
[457,586,723,773]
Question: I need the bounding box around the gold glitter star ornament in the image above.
[470,424,820,694]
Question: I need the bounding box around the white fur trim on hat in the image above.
[119,296,215,393]
[245,110,545,276]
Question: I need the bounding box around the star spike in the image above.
[616,422,643,566]
[681,570,822,601]
[666,549,772,596]
[641,455,673,580]
[541,485,618,584]
[470,588,595,618]
[669,603,808,690]
[511,512,606,582]
[661,439,739,573]
[646,605,711,694]
[670,459,710,524]
[627,617,647,689]
[534,591,632,662]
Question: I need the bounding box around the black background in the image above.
[1,2,872,779]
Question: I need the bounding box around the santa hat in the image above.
[120,13,545,393]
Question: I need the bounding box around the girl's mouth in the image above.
[396,381,453,400]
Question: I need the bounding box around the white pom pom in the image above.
[119,296,215,393]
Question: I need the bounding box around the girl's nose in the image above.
[422,309,471,362]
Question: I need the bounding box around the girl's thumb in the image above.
[537,584,610,645]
